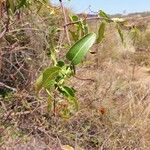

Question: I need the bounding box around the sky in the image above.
[51,0,150,15]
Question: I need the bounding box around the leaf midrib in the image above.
[71,35,94,63]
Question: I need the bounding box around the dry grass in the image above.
[1,42,150,150]
[0,10,150,150]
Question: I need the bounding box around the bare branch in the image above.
[64,16,113,27]
[0,27,6,39]
[0,82,17,92]
[59,0,71,45]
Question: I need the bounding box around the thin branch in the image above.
[64,15,150,28]
[74,75,95,82]
[0,16,10,39]
[64,16,113,27]
[0,82,17,92]
[59,0,71,45]
[0,27,6,39]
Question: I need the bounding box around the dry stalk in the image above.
[0,82,17,92]
[59,0,71,45]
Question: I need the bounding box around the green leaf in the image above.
[57,61,65,67]
[34,66,61,94]
[97,21,106,43]
[42,66,61,88]
[58,86,78,110]
[59,86,76,97]
[69,15,79,22]
[66,32,96,65]
[99,10,110,22]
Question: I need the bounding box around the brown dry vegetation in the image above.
[0,2,150,150]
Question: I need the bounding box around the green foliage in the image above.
[35,32,96,116]
[97,20,106,43]
[2,0,130,118]
[5,0,49,16]
[69,15,89,42]
[34,5,129,117]
[99,10,111,23]
[42,67,61,88]
[66,33,96,65]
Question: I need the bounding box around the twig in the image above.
[74,75,95,82]
[59,0,71,45]
[0,27,6,39]
[0,15,10,39]
[100,129,116,150]
[0,82,17,92]
[3,57,26,81]
[64,16,113,27]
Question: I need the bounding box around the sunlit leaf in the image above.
[35,67,60,94]
[42,66,61,88]
[66,32,96,65]
[97,20,106,43]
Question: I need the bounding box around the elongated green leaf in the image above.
[66,32,96,65]
[42,66,61,88]
[97,21,106,43]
